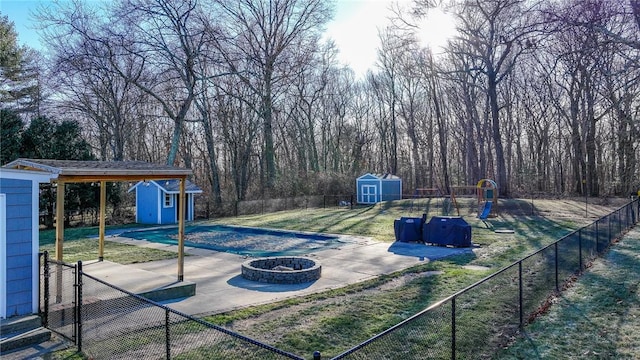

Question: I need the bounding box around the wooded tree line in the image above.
[2,0,639,214]
[0,109,123,227]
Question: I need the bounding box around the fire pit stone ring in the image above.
[241,257,321,284]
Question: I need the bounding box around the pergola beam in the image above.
[3,159,194,283]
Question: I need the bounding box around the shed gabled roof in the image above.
[357,173,400,181]
[3,158,192,182]
[128,179,203,194]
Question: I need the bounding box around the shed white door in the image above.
[361,185,377,203]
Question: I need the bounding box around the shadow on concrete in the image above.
[387,241,473,261]
[226,274,316,292]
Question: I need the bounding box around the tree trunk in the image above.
[262,76,277,195]
[202,118,222,207]
[487,72,509,197]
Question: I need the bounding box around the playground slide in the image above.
[479,201,493,220]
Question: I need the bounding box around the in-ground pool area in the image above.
[120,225,349,257]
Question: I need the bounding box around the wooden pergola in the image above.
[4,158,193,281]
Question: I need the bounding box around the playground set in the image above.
[394,179,499,247]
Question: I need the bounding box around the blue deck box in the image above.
[423,216,472,247]
[394,215,426,242]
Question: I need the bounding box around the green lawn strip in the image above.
[215,205,406,242]
[39,223,153,245]
[39,225,177,264]
[495,228,640,359]
[39,238,177,264]
[42,348,86,360]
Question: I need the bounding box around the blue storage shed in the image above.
[129,179,202,224]
[356,173,402,204]
[0,167,56,319]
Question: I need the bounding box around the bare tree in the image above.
[449,0,542,196]
[108,0,206,165]
[444,39,487,185]
[372,28,403,175]
[38,0,207,165]
[210,0,333,196]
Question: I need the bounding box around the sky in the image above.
[1,0,456,78]
[325,0,456,76]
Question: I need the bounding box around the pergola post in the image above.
[99,181,106,261]
[5,158,195,283]
[55,181,65,261]
[178,177,186,281]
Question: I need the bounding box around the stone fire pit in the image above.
[241,257,321,284]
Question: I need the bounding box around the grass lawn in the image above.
[495,226,640,359]
[39,224,178,264]
[46,197,634,359]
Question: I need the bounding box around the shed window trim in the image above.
[163,193,174,208]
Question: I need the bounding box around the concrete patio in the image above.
[82,235,473,316]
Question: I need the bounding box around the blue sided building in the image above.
[0,168,55,319]
[356,173,402,204]
[128,179,202,225]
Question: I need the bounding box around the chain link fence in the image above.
[333,199,638,359]
[201,195,355,218]
[41,259,78,342]
[40,252,304,360]
[41,199,638,359]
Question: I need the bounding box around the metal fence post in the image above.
[43,251,49,328]
[619,209,622,235]
[76,261,83,352]
[451,296,456,360]
[578,230,583,271]
[518,261,523,328]
[38,252,42,316]
[554,242,559,292]
[595,220,599,253]
[166,308,171,360]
